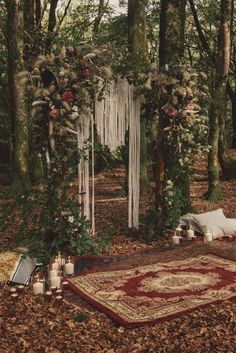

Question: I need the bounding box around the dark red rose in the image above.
[77,69,91,79]
[62,91,75,103]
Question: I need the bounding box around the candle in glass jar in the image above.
[33,280,44,295]
[64,258,74,276]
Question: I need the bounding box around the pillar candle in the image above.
[187,229,195,240]
[50,276,61,289]
[49,269,57,279]
[172,235,180,245]
[33,281,44,295]
[204,232,213,243]
[51,262,59,271]
[64,262,74,276]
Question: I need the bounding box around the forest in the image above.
[0,0,236,352]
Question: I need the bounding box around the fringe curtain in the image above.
[77,114,90,220]
[95,78,140,230]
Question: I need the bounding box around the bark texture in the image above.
[128,0,149,193]
[207,0,232,200]
[6,0,31,191]
[156,0,188,233]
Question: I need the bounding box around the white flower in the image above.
[68,216,74,224]
[165,64,169,71]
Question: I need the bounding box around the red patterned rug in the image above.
[68,254,236,327]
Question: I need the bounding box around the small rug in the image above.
[68,254,236,327]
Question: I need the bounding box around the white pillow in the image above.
[193,209,226,240]
[220,219,236,236]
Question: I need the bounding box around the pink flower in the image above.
[77,68,91,79]
[49,107,59,120]
[62,91,75,103]
[185,103,194,110]
[166,107,178,117]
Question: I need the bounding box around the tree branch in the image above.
[54,0,73,34]
[92,0,109,39]
[188,0,215,64]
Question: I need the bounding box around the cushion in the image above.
[220,219,236,236]
[179,214,204,234]
[193,209,226,240]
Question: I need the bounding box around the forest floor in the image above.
[0,154,236,353]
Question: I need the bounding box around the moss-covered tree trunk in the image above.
[207,0,232,200]
[156,0,187,233]
[7,0,31,191]
[128,0,149,193]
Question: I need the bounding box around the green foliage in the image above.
[72,312,89,323]
[96,230,114,253]
[140,207,156,242]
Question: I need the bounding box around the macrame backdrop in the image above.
[94,78,140,229]
[77,78,140,232]
[77,115,91,220]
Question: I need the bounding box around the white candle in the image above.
[56,253,62,266]
[50,276,61,289]
[204,232,213,243]
[64,262,74,276]
[49,269,57,279]
[172,235,180,245]
[52,262,59,271]
[33,281,44,295]
[187,229,195,240]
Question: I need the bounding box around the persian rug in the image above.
[68,254,236,327]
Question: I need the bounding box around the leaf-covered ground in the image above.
[0,154,236,353]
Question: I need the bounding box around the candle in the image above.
[56,253,62,266]
[187,229,195,240]
[64,257,74,276]
[204,232,213,243]
[33,280,44,295]
[49,269,57,279]
[51,262,59,271]
[172,235,180,245]
[50,276,61,289]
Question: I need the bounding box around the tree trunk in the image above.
[207,0,232,200]
[23,0,35,64]
[93,0,105,39]
[156,0,187,233]
[6,0,31,192]
[128,0,149,193]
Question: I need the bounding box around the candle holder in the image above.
[11,293,19,301]
[9,287,17,295]
[56,289,63,298]
[51,286,57,296]
[17,285,25,293]
[55,295,63,306]
[62,281,69,290]
[45,290,53,301]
